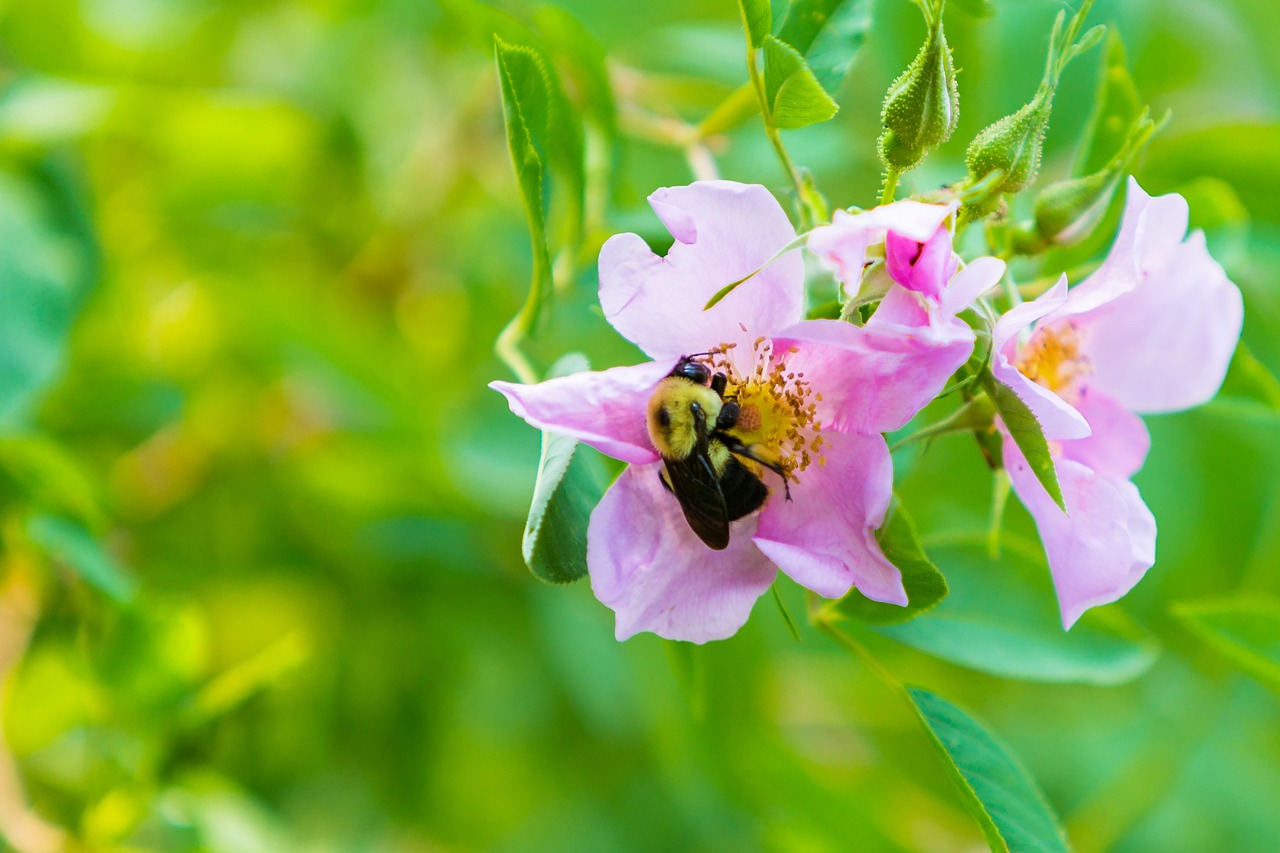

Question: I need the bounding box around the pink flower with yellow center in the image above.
[994,178,1244,627]
[491,181,980,643]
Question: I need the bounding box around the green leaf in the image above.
[775,0,872,93]
[28,514,136,603]
[909,688,1071,853]
[762,36,839,130]
[1173,598,1280,692]
[1220,341,1280,411]
[737,0,771,49]
[983,372,1065,511]
[832,501,948,625]
[522,354,610,584]
[876,535,1159,684]
[1075,31,1142,176]
[495,37,555,331]
[0,169,96,423]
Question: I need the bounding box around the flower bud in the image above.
[1012,108,1159,253]
[961,4,1104,220]
[878,2,959,174]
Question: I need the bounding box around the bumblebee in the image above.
[646,356,789,550]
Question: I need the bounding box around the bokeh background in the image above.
[0,0,1277,850]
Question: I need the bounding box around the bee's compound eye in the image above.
[675,359,711,384]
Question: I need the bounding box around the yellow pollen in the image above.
[705,340,826,484]
[1015,322,1090,398]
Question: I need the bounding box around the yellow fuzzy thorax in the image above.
[1015,321,1091,398]
[708,338,825,482]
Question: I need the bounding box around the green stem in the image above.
[987,470,1010,559]
[880,168,901,206]
[772,583,802,642]
[890,397,985,452]
[814,618,912,702]
[495,315,538,385]
[743,39,818,224]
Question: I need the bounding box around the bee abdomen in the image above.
[720,457,769,521]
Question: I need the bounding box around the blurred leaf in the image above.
[949,0,995,17]
[0,435,101,524]
[0,169,94,423]
[1145,123,1280,225]
[1179,175,1250,266]
[1076,32,1142,175]
[28,514,135,603]
[876,535,1160,684]
[522,354,610,584]
[495,37,555,329]
[984,372,1065,511]
[189,633,309,723]
[909,688,1071,853]
[1173,598,1280,693]
[762,36,839,130]
[775,0,872,93]
[832,500,947,625]
[1220,342,1280,411]
[737,0,771,49]
[534,6,618,142]
[0,76,115,145]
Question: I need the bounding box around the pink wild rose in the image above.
[492,181,974,643]
[993,178,1244,628]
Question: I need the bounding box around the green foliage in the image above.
[982,373,1065,511]
[495,37,555,332]
[522,354,610,584]
[1076,32,1144,178]
[775,0,873,93]
[909,688,1071,853]
[28,515,135,603]
[737,0,772,49]
[1174,599,1280,693]
[762,36,840,130]
[0,0,1275,849]
[877,536,1159,684]
[0,169,96,424]
[831,500,948,624]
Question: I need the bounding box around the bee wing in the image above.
[661,403,730,550]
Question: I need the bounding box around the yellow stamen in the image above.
[1015,322,1091,398]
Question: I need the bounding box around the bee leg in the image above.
[721,436,792,501]
[715,399,740,431]
[710,372,728,397]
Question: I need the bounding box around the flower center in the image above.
[1015,321,1090,399]
[707,338,824,482]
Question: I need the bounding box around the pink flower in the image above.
[995,178,1244,628]
[492,181,972,643]
[806,199,1006,425]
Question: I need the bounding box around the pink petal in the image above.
[754,431,906,604]
[598,181,804,360]
[1073,230,1243,413]
[1005,438,1156,629]
[773,317,973,434]
[990,278,1091,442]
[1059,386,1151,480]
[587,463,777,643]
[490,360,674,464]
[885,225,957,300]
[808,201,957,288]
[939,256,1005,317]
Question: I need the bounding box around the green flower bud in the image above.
[878,1,959,174]
[961,2,1104,221]
[1012,108,1160,253]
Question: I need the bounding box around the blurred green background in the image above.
[0,0,1277,850]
